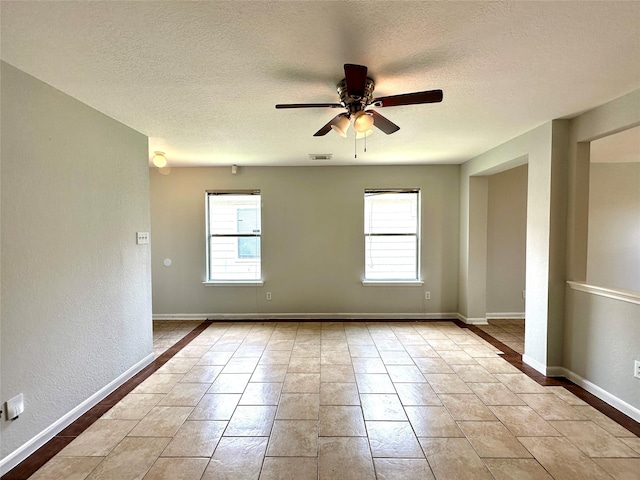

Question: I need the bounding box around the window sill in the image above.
[203,281,264,287]
[362,280,424,287]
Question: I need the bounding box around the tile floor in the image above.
[26,321,639,479]
[478,319,525,355]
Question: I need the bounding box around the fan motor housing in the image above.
[336,78,375,114]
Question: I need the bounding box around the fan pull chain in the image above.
[354,133,357,159]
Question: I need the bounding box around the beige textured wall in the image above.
[486,165,528,314]
[0,63,152,464]
[150,165,460,316]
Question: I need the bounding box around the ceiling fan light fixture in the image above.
[355,129,374,139]
[353,110,374,133]
[152,151,167,168]
[330,114,350,137]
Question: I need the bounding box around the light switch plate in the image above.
[7,393,24,420]
[136,232,150,245]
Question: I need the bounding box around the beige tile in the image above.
[395,382,441,406]
[239,382,282,405]
[621,437,640,454]
[291,344,321,358]
[386,365,426,383]
[438,350,478,365]
[451,364,497,383]
[225,405,276,436]
[275,393,319,420]
[128,406,192,437]
[483,458,553,480]
[320,365,355,383]
[593,458,640,480]
[156,357,200,374]
[462,345,500,358]
[30,456,103,480]
[158,382,209,406]
[518,436,613,480]
[475,357,521,374]
[320,382,360,405]
[426,339,462,351]
[351,357,386,374]
[221,357,259,374]
[319,406,366,436]
[198,351,233,366]
[413,357,454,374]
[546,386,589,406]
[59,419,138,457]
[379,350,414,365]
[259,350,292,365]
[282,373,320,393]
[438,394,497,421]
[202,436,268,480]
[143,457,209,480]
[405,406,463,437]
[468,382,526,406]
[489,406,561,437]
[318,437,375,480]
[360,394,407,421]
[348,345,380,358]
[102,394,165,420]
[259,457,318,480]
[85,437,170,480]
[366,421,423,458]
[287,357,321,373]
[266,420,318,456]
[321,350,352,365]
[174,344,214,358]
[207,373,251,394]
[188,393,240,421]
[404,345,439,358]
[180,365,223,383]
[549,420,638,457]
[424,373,472,393]
[133,374,184,394]
[573,405,637,437]
[458,421,532,458]
[234,345,265,357]
[493,373,548,394]
[418,437,493,480]
[355,373,396,393]
[161,420,226,457]
[250,365,288,382]
[519,394,587,420]
[373,458,435,480]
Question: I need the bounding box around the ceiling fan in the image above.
[275,64,443,137]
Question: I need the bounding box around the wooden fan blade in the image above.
[276,103,342,109]
[313,114,344,136]
[372,89,443,107]
[344,64,368,98]
[370,110,400,134]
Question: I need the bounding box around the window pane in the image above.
[209,195,261,235]
[365,192,418,234]
[210,237,261,280]
[365,235,417,280]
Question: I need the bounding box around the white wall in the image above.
[486,164,528,315]
[586,162,640,292]
[565,89,640,413]
[0,62,153,466]
[150,165,460,317]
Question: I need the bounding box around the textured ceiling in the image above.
[2,1,639,167]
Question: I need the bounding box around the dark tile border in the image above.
[454,319,640,436]
[1,320,212,480]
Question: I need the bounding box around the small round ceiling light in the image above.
[152,151,167,168]
[353,111,374,133]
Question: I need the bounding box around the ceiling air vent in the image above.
[309,154,333,161]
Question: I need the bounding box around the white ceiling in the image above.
[2,1,639,167]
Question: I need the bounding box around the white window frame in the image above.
[203,190,263,286]
[362,188,423,285]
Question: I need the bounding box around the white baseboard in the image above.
[153,312,460,321]
[0,353,154,476]
[486,312,525,319]
[555,367,640,423]
[522,354,549,375]
[456,313,488,325]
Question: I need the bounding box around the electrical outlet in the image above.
[634,360,640,379]
[266,292,272,301]
[6,394,24,420]
[424,291,431,300]
[136,232,150,245]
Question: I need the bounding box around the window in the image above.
[364,189,420,281]
[206,191,261,281]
